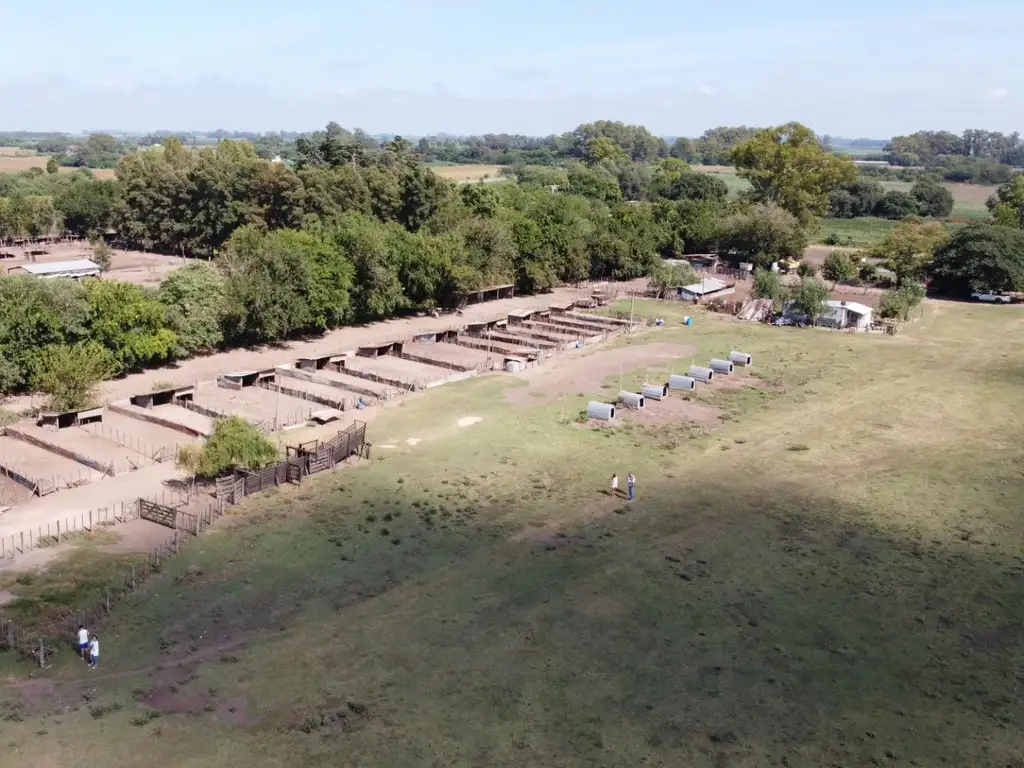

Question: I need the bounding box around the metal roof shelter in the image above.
[7,259,101,280]
[678,277,736,301]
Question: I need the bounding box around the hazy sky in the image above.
[2,0,1021,137]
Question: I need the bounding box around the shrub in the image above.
[822,251,857,285]
[878,281,926,321]
[31,342,114,412]
[183,416,277,477]
[796,260,818,278]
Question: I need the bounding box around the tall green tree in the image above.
[157,263,227,355]
[84,281,178,372]
[821,250,857,286]
[911,177,954,218]
[730,122,856,224]
[986,175,1024,228]
[716,203,807,266]
[789,277,830,325]
[871,218,949,285]
[929,224,1024,296]
[31,342,114,412]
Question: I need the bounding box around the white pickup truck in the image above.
[970,290,1012,304]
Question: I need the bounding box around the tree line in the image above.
[2,119,1023,408]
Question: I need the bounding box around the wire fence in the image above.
[0,423,369,668]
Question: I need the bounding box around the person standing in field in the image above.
[89,635,99,670]
[627,472,636,501]
[610,474,619,497]
[77,624,89,661]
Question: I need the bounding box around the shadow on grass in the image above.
[6,466,1018,768]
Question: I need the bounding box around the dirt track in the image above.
[503,340,698,407]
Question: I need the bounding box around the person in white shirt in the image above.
[610,474,619,497]
[89,635,99,670]
[627,472,636,501]
[77,625,89,661]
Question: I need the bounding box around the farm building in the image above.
[6,259,101,280]
[819,300,874,331]
[677,277,736,302]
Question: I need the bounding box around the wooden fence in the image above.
[0,422,370,667]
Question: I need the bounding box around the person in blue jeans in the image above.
[627,472,636,501]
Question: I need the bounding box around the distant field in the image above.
[0,148,117,178]
[813,217,897,248]
[429,163,505,183]
[693,164,750,199]
[879,179,994,220]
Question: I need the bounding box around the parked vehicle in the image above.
[970,290,1012,304]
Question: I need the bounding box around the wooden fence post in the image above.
[131,565,136,591]
[105,587,110,613]
[38,638,44,668]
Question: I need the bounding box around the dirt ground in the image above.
[345,355,452,387]
[98,519,176,554]
[0,151,117,179]
[16,424,148,474]
[194,382,315,429]
[614,392,723,428]
[2,242,183,287]
[404,341,491,368]
[0,474,32,507]
[83,410,200,458]
[503,341,698,407]
[0,434,100,487]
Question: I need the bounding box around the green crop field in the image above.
[1,299,1022,767]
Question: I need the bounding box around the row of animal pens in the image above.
[587,350,753,420]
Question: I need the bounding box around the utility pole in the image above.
[628,288,635,330]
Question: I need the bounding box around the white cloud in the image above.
[696,84,717,96]
[983,86,1010,100]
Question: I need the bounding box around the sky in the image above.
[2,0,1022,138]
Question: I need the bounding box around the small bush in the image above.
[130,709,161,727]
[786,444,810,452]
[89,702,123,719]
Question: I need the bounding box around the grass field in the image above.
[1,298,1021,767]
[879,179,995,220]
[429,163,506,183]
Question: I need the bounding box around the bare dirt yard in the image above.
[503,341,698,408]
[345,355,453,388]
[193,382,315,429]
[2,241,184,287]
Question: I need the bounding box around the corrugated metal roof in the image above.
[17,259,100,276]
[826,300,873,315]
[681,277,728,294]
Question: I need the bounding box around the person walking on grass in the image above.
[77,624,89,661]
[88,635,99,670]
[627,472,636,501]
[610,474,619,497]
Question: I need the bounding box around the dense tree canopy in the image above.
[929,224,1024,296]
[3,117,999,401]
[730,122,857,224]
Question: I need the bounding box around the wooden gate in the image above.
[286,460,304,484]
[139,499,178,529]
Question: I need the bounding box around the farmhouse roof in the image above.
[681,277,729,294]
[826,300,873,315]
[15,259,101,276]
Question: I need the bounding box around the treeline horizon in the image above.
[2,119,1022,407]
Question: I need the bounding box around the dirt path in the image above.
[2,284,632,414]
[503,341,698,407]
